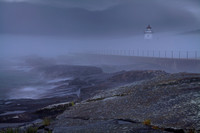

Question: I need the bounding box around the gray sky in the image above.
[0,0,200,38]
[0,0,200,58]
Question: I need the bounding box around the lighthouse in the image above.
[144,25,153,39]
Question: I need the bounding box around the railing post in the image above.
[195,51,197,59]
[153,50,154,57]
[171,51,173,59]
[179,51,180,59]
[186,51,188,59]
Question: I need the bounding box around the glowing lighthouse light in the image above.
[144,25,153,39]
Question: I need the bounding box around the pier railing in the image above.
[90,50,200,60]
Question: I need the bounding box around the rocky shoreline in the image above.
[0,65,200,133]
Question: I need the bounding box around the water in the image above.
[0,67,75,100]
[0,69,45,100]
[0,111,26,116]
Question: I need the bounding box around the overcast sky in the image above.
[0,0,200,38]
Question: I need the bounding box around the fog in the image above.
[0,0,200,61]
[0,33,199,58]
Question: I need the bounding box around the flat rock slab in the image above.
[52,73,200,132]
[53,119,169,133]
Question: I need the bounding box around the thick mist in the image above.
[0,33,199,58]
[0,0,200,67]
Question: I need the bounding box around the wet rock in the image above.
[0,95,77,124]
[53,119,169,133]
[1,69,199,132]
[33,65,103,78]
[108,70,168,83]
[35,102,74,117]
[68,78,89,86]
[52,73,200,132]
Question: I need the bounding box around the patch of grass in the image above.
[187,129,195,133]
[0,128,19,133]
[48,130,52,133]
[152,126,159,129]
[25,127,38,133]
[43,117,51,126]
[143,119,151,125]
[71,101,75,106]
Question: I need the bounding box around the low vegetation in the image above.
[71,101,75,106]
[25,127,38,133]
[151,125,159,130]
[43,117,51,126]
[0,127,38,133]
[143,119,151,125]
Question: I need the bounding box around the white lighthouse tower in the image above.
[144,25,153,39]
